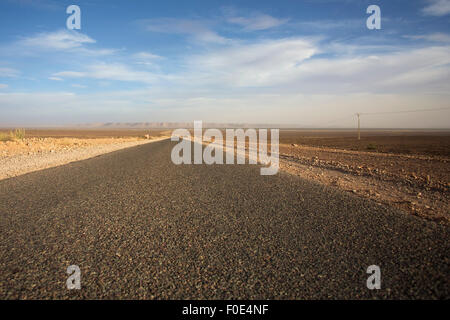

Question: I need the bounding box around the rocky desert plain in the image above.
[279,130,449,225]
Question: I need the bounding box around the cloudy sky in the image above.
[0,0,449,127]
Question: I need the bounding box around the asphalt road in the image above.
[0,139,448,299]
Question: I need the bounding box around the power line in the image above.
[307,107,450,133]
[321,114,355,126]
[359,107,450,116]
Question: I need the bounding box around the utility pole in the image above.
[356,113,361,140]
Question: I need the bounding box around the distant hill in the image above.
[74,122,306,129]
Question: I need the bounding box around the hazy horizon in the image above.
[2,122,450,131]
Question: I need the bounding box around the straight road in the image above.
[0,139,448,299]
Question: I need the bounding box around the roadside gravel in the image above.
[0,137,169,181]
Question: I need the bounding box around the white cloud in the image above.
[17,30,116,55]
[48,76,63,81]
[20,30,95,50]
[227,14,288,31]
[422,0,450,16]
[132,52,164,67]
[181,38,450,94]
[405,33,450,43]
[0,67,20,78]
[133,52,163,60]
[142,18,229,44]
[53,71,85,78]
[289,46,450,94]
[45,37,450,97]
[0,84,8,89]
[53,63,160,83]
[188,38,317,86]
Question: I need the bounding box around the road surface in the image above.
[0,139,448,299]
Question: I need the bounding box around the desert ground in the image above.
[1,128,449,224]
[0,129,170,180]
[278,130,450,224]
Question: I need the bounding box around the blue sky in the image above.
[0,0,449,127]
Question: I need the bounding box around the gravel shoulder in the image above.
[0,136,169,181]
